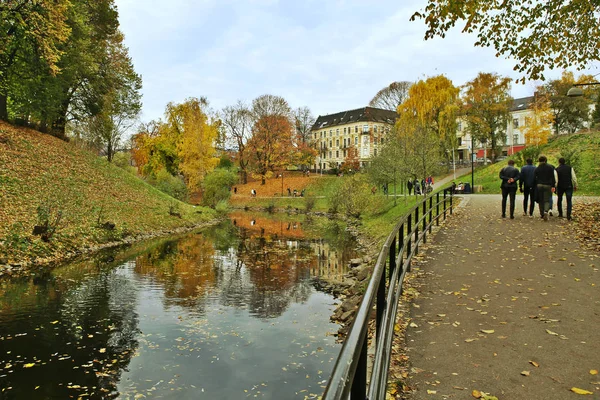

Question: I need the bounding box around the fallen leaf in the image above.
[427,389,437,394]
[529,361,539,368]
[591,370,598,375]
[521,371,530,376]
[570,387,593,395]
[546,329,558,336]
[472,389,482,398]
[481,329,495,334]
[23,363,36,368]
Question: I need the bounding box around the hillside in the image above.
[0,122,218,269]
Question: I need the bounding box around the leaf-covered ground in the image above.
[0,122,217,268]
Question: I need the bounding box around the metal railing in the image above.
[322,185,454,399]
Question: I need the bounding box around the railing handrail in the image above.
[322,185,455,399]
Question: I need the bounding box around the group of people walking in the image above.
[407,176,434,195]
[499,156,578,220]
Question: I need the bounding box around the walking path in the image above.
[402,195,600,399]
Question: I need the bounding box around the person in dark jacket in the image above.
[534,155,556,220]
[407,179,413,196]
[555,157,578,220]
[499,159,520,218]
[519,158,536,216]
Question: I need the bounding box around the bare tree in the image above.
[369,81,412,112]
[294,106,315,143]
[221,100,253,183]
[251,94,292,121]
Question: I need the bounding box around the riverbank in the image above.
[0,122,219,275]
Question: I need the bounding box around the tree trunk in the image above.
[0,92,8,121]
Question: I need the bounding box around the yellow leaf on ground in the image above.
[529,360,540,367]
[570,387,593,395]
[481,329,495,334]
[472,389,482,398]
[521,371,530,376]
[591,370,598,375]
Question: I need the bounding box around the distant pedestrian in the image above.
[414,179,421,195]
[234,187,237,194]
[427,175,433,186]
[421,179,426,192]
[519,158,536,216]
[534,156,556,221]
[287,187,291,196]
[555,157,578,220]
[251,189,257,197]
[499,159,520,219]
[407,179,413,196]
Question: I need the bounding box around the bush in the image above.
[305,196,316,212]
[329,174,371,218]
[149,170,188,201]
[112,152,137,175]
[201,168,238,208]
[215,200,229,214]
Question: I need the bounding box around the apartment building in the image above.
[310,107,397,172]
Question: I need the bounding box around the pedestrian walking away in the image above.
[555,157,578,220]
[499,159,520,218]
[534,155,556,221]
[407,179,413,196]
[519,158,536,216]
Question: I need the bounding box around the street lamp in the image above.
[567,81,600,97]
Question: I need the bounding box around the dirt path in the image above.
[402,194,600,399]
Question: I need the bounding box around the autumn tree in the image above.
[411,1,600,82]
[396,75,459,182]
[0,0,71,121]
[540,71,594,134]
[247,115,295,184]
[369,81,412,112]
[367,133,412,204]
[524,93,554,146]
[340,146,360,174]
[221,101,253,184]
[462,72,512,161]
[166,98,220,190]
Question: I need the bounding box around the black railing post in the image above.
[376,260,386,340]
[450,190,453,215]
[398,224,404,280]
[443,189,447,221]
[389,235,396,280]
[422,200,427,244]
[407,215,412,272]
[351,338,368,400]
[436,192,440,226]
[414,206,419,254]
[428,196,433,234]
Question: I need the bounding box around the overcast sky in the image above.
[114,0,590,123]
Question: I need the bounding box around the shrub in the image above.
[150,170,188,201]
[215,200,229,214]
[329,174,371,218]
[305,196,316,212]
[201,168,238,208]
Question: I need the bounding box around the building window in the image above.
[355,126,358,133]
[336,150,339,158]
[513,118,519,129]
[355,137,358,145]
[363,124,369,133]
[336,139,339,146]
[336,128,339,135]
[513,134,519,144]
[343,127,346,134]
[329,151,332,158]
[381,138,384,145]
[374,125,378,133]
[329,141,332,147]
[457,121,462,131]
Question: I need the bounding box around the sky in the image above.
[114,0,591,124]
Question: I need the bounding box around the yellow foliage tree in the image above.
[524,94,554,145]
[165,98,220,190]
[396,75,459,181]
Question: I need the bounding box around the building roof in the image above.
[510,96,535,112]
[311,107,398,131]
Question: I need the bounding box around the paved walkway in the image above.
[403,195,600,399]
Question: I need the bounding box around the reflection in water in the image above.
[0,215,360,399]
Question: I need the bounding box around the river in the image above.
[0,213,360,399]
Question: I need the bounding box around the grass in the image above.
[0,122,218,265]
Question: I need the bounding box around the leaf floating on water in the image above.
[23,363,36,368]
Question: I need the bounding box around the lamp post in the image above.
[280,172,284,196]
[567,81,600,97]
[470,135,475,193]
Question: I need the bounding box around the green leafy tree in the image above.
[541,71,594,134]
[411,1,600,82]
[201,168,238,208]
[462,72,512,161]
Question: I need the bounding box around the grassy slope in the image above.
[465,131,600,194]
[0,122,217,265]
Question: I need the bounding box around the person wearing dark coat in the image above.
[499,159,520,219]
[519,158,536,216]
[407,179,413,196]
[555,157,578,220]
[534,155,556,220]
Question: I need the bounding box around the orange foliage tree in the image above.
[247,115,295,184]
[340,145,360,174]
